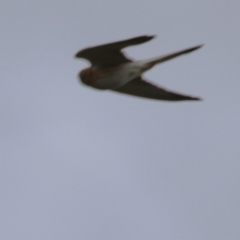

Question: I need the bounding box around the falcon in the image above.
[75,35,203,101]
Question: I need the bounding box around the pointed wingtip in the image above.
[190,96,203,101]
[150,34,157,39]
[189,44,204,52]
[196,44,204,49]
[75,51,81,58]
[137,35,156,42]
[179,94,203,101]
[139,35,156,42]
[194,44,205,50]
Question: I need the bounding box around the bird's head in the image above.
[79,69,85,81]
[78,68,94,86]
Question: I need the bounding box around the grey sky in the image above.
[1,1,240,239]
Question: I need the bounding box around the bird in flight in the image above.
[75,35,203,101]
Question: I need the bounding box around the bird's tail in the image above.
[144,44,203,69]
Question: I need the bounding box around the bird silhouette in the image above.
[75,35,203,101]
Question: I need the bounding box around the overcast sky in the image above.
[1,1,240,239]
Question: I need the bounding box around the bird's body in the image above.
[75,35,203,101]
[80,61,151,89]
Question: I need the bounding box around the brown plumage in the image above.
[75,35,203,101]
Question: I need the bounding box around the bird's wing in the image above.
[75,35,155,68]
[112,77,201,101]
